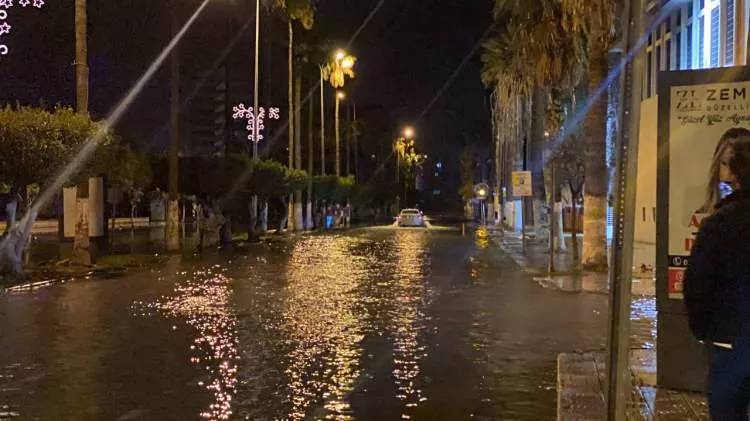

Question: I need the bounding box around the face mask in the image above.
[719,181,734,199]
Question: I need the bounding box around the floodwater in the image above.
[0,227,624,420]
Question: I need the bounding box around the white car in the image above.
[397,209,425,227]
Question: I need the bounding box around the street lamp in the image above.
[335,90,346,176]
[403,126,415,139]
[341,56,355,70]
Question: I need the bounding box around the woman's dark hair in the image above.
[728,132,750,190]
[702,128,750,212]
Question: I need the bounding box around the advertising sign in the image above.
[511,171,532,197]
[654,67,750,392]
[662,78,750,300]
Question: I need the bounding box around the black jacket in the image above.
[685,189,750,345]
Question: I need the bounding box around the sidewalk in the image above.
[557,351,708,420]
[0,217,155,235]
[487,227,655,296]
[487,226,708,420]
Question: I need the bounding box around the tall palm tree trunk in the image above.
[530,86,548,237]
[166,8,181,251]
[582,44,610,271]
[73,0,91,265]
[293,67,304,230]
[346,104,351,176]
[287,20,295,232]
[307,90,314,229]
[320,67,326,175]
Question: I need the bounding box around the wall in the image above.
[633,96,658,268]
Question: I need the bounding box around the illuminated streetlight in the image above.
[341,56,355,70]
[335,49,346,61]
[337,91,346,100]
[403,126,415,139]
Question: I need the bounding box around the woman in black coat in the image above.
[685,128,750,420]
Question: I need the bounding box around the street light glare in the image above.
[337,91,346,100]
[341,56,355,70]
[403,127,415,138]
[335,50,346,61]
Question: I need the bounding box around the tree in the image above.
[313,175,355,205]
[0,106,111,275]
[273,0,315,232]
[458,147,476,203]
[247,160,309,233]
[561,0,615,271]
[105,145,153,230]
[482,0,586,235]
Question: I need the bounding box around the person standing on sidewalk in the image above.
[685,129,750,421]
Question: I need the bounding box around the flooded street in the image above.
[0,227,618,420]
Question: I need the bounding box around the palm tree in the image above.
[561,0,615,271]
[322,52,356,177]
[482,0,584,237]
[273,0,315,231]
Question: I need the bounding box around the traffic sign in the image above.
[512,171,532,197]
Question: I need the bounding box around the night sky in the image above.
[1,0,493,196]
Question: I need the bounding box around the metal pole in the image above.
[605,0,644,418]
[250,0,261,235]
[335,95,341,176]
[253,0,260,160]
[320,67,326,175]
[549,159,556,274]
[522,136,528,254]
[354,102,359,182]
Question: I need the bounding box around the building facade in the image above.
[643,0,748,98]
[634,0,750,268]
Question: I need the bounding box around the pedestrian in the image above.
[685,128,750,421]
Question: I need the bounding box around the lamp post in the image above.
[335,90,345,176]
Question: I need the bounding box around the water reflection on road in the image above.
[0,227,617,420]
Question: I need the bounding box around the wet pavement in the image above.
[0,226,618,420]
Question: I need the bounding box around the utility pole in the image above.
[335,92,341,176]
[166,6,181,251]
[605,0,645,419]
[73,0,91,265]
[75,0,88,115]
[253,0,260,161]
[249,0,261,240]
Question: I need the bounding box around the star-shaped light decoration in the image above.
[0,0,44,58]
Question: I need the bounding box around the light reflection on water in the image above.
[389,232,431,417]
[133,265,239,420]
[280,235,367,420]
[0,228,631,420]
[630,296,657,350]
